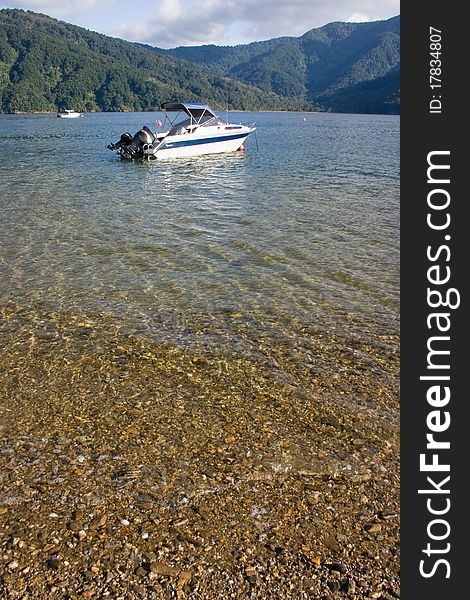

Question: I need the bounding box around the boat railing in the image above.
[234,121,256,128]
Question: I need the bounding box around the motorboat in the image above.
[107,102,256,160]
[57,110,83,118]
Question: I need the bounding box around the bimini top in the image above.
[160,102,216,118]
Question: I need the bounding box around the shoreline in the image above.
[0,109,400,117]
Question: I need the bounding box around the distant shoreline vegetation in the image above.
[4,108,403,118]
[0,9,400,115]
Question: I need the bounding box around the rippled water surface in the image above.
[0,110,400,599]
[0,111,399,347]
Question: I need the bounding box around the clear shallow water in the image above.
[0,111,399,348]
[0,111,401,600]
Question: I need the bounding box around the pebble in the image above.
[327,581,340,593]
[323,535,341,553]
[8,561,19,570]
[78,530,87,541]
[178,570,192,586]
[135,493,155,508]
[35,330,58,341]
[90,514,107,529]
[366,524,382,534]
[328,563,348,574]
[105,571,115,583]
[149,561,180,578]
[380,509,398,520]
[47,556,60,570]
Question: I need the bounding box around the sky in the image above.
[0,1,400,47]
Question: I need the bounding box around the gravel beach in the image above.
[0,302,399,599]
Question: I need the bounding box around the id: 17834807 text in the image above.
[429,27,443,114]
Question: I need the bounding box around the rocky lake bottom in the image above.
[0,301,399,599]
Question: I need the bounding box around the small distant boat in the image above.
[57,110,83,119]
[107,102,255,160]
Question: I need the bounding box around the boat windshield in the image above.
[168,115,227,135]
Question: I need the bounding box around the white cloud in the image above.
[345,12,372,23]
[112,0,399,47]
[113,0,229,47]
[1,1,101,13]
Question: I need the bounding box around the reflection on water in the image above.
[0,111,399,350]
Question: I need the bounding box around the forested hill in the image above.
[0,9,399,115]
[0,9,309,114]
[163,16,400,114]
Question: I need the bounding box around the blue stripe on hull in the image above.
[162,132,248,149]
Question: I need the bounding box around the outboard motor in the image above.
[107,132,133,151]
[107,126,156,159]
[136,126,155,145]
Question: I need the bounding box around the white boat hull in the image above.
[144,129,252,160]
[57,111,82,119]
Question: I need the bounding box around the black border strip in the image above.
[401,5,466,597]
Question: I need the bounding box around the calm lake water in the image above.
[0,111,399,353]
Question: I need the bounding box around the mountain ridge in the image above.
[162,16,400,114]
[0,9,399,114]
[0,8,309,114]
